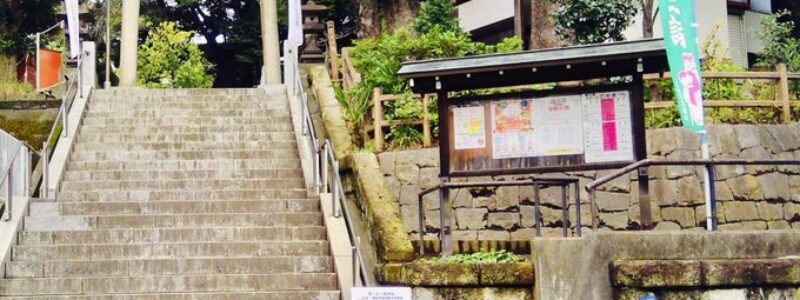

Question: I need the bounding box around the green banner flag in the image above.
[659,0,706,133]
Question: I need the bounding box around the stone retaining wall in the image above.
[377,125,800,240]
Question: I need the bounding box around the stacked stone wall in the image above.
[377,125,800,241]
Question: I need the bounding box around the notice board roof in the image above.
[398,39,669,94]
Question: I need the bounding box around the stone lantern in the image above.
[300,0,327,62]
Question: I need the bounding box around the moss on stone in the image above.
[610,260,701,288]
[352,152,415,262]
[308,65,354,168]
[377,261,535,287]
[704,259,800,286]
[480,262,534,285]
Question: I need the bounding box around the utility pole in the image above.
[118,0,139,87]
[260,0,282,85]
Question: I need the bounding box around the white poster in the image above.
[582,91,635,163]
[453,106,486,150]
[531,95,584,156]
[351,287,412,300]
[491,99,536,159]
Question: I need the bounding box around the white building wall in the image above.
[457,0,515,32]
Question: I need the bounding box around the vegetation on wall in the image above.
[135,22,214,89]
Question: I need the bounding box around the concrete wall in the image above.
[531,231,800,300]
[378,125,800,242]
[457,0,514,33]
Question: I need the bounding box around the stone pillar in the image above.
[118,0,140,87]
[260,0,281,85]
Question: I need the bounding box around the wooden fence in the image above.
[644,63,800,123]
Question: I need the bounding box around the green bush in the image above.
[135,22,214,88]
[418,250,525,264]
[347,22,522,149]
[552,0,639,45]
[414,0,460,34]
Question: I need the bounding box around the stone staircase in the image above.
[0,88,339,299]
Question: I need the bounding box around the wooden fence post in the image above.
[373,87,384,151]
[326,21,340,81]
[422,94,431,146]
[778,63,792,123]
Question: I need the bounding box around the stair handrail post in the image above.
[41,142,48,199]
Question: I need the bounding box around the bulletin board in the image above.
[445,85,644,176]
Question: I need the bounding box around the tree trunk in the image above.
[356,0,380,38]
[529,0,560,49]
[642,0,655,38]
[356,0,419,38]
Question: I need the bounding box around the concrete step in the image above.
[0,273,337,295]
[94,87,282,97]
[88,101,288,111]
[5,256,333,278]
[75,132,296,143]
[59,179,304,191]
[30,199,320,216]
[84,109,292,119]
[81,116,292,127]
[19,226,327,245]
[63,169,303,181]
[12,241,330,261]
[67,159,301,171]
[0,291,339,300]
[55,189,309,202]
[79,124,295,134]
[24,212,323,231]
[72,141,297,152]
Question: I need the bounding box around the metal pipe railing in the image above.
[417,177,580,257]
[585,158,800,231]
[0,144,24,221]
[37,52,86,200]
[284,38,373,286]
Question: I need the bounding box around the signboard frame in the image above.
[441,82,647,178]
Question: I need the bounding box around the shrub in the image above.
[552,0,639,45]
[347,25,522,148]
[136,22,214,88]
[414,0,460,34]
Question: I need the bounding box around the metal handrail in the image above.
[417,177,580,257]
[0,143,24,221]
[284,38,373,286]
[39,51,85,199]
[585,158,800,231]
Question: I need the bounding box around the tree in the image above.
[414,0,459,34]
[639,0,657,38]
[135,22,214,88]
[552,0,639,45]
[757,10,800,71]
[355,0,420,38]
[0,0,61,55]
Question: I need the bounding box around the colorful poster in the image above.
[582,91,634,163]
[453,106,486,150]
[491,99,536,159]
[531,95,584,156]
[659,0,706,133]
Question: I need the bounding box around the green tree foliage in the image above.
[757,10,800,72]
[552,0,639,45]
[0,0,61,55]
[135,22,214,88]
[414,0,459,34]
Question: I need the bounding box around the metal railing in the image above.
[284,39,373,287]
[39,50,85,200]
[417,177,580,257]
[585,158,800,231]
[0,144,25,221]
